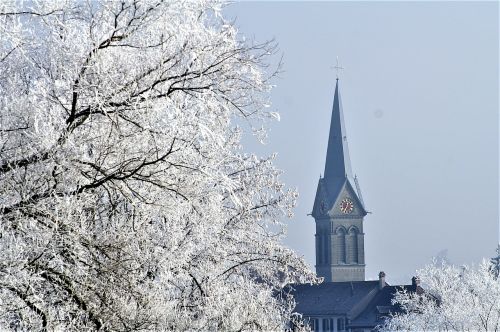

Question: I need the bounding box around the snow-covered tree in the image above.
[0,1,314,330]
[491,244,500,279]
[382,260,500,331]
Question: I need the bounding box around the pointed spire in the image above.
[324,79,353,181]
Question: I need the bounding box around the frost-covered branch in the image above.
[0,1,314,330]
[381,260,500,331]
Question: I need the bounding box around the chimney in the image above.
[412,276,420,288]
[378,271,386,289]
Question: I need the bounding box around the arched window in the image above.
[347,226,359,264]
[316,225,329,265]
[323,233,328,264]
[316,233,322,266]
[334,227,346,264]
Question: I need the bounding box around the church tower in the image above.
[311,79,367,282]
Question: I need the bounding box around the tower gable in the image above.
[329,179,366,218]
[312,177,366,219]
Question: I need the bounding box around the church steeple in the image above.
[324,79,353,181]
[312,78,367,283]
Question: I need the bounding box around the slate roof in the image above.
[288,281,379,316]
[288,280,425,329]
[349,284,425,328]
[324,79,352,181]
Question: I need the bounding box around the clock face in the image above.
[340,198,354,214]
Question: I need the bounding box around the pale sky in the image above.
[224,1,499,284]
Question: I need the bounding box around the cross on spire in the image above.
[333,56,344,80]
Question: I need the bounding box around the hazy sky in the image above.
[224,1,499,284]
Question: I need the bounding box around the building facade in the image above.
[290,274,423,332]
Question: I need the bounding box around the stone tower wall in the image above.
[315,215,365,282]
